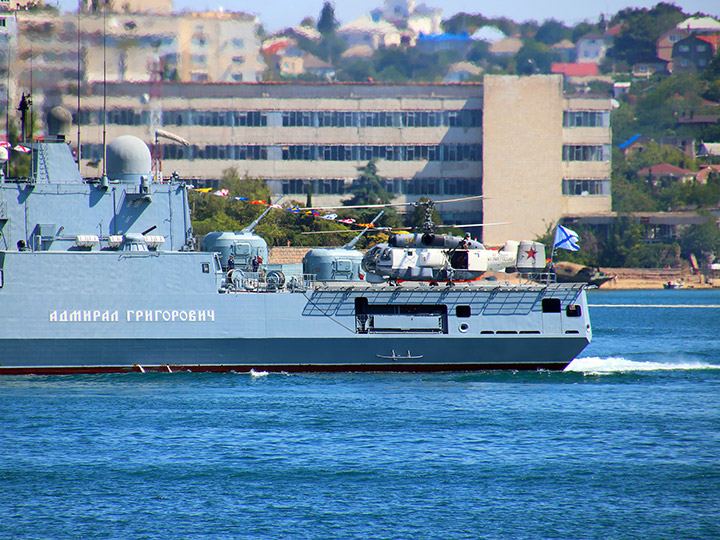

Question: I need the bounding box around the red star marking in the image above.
[525,247,538,260]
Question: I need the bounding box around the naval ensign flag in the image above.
[554,225,580,252]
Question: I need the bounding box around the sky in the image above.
[52,0,719,33]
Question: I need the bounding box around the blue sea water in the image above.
[1,290,719,539]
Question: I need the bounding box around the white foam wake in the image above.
[565,356,720,374]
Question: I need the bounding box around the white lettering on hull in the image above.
[50,310,215,323]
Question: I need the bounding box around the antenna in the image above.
[102,0,107,177]
[3,14,10,178]
[29,44,33,143]
[76,5,81,163]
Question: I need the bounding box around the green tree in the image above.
[406,197,442,231]
[678,212,720,264]
[317,2,338,36]
[316,32,347,64]
[535,19,570,45]
[344,159,392,207]
[515,39,557,74]
[335,58,376,82]
[466,41,491,64]
[219,167,271,201]
[571,22,600,43]
[607,3,684,67]
[190,168,271,236]
[442,13,489,35]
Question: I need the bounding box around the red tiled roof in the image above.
[261,38,294,55]
[637,163,695,177]
[550,62,599,76]
[605,23,624,37]
[696,165,720,181]
[697,34,720,53]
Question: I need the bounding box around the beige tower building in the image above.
[483,75,611,245]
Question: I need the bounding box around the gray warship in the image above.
[0,117,591,374]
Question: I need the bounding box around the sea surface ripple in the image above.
[1,289,718,539]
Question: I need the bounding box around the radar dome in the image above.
[106,135,152,183]
[47,106,73,137]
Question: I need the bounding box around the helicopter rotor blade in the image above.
[301,227,412,235]
[441,221,512,229]
[303,195,487,212]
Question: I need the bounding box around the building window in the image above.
[280,144,481,162]
[232,38,244,48]
[232,56,245,64]
[282,111,314,127]
[279,177,481,196]
[563,110,609,127]
[562,179,610,196]
[562,145,609,161]
[280,109,481,128]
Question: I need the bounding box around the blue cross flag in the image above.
[554,225,580,251]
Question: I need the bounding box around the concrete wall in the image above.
[482,75,564,245]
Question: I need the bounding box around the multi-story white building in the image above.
[0,11,17,126]
[9,9,264,104]
[54,76,611,244]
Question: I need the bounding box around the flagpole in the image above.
[550,224,558,262]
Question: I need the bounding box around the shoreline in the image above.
[494,269,719,290]
[598,268,717,290]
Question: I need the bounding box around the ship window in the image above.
[542,298,561,313]
[456,305,471,318]
[0,269,3,288]
[566,304,582,317]
[202,263,210,273]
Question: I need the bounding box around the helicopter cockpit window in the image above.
[380,248,392,261]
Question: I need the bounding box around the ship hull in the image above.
[0,335,587,374]
[0,251,592,375]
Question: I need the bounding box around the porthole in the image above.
[459,323,469,333]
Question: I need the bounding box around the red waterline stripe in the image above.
[0,362,570,375]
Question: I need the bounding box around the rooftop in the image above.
[637,163,695,177]
[551,62,599,77]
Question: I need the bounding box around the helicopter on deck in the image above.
[305,197,547,285]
